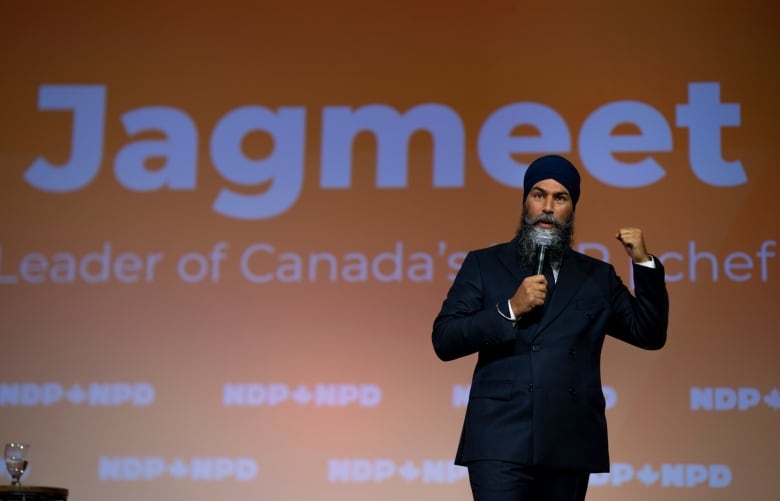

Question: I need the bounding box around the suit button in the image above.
[531,345,540,352]
[528,384,534,392]
[569,387,577,395]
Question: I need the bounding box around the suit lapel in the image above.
[532,250,590,340]
[496,237,529,284]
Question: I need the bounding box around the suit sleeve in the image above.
[607,256,669,349]
[431,251,518,361]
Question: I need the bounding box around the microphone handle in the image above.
[536,246,547,275]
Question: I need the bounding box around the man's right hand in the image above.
[509,275,549,316]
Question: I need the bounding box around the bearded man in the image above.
[432,154,669,501]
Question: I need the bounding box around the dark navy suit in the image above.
[433,237,668,473]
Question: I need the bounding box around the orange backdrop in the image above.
[1,1,778,500]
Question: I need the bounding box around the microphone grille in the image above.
[534,232,553,247]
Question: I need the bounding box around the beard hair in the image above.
[515,210,575,269]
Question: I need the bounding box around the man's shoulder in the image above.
[569,249,608,264]
[565,249,614,272]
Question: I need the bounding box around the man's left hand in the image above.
[616,227,651,263]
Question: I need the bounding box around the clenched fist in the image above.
[616,227,651,263]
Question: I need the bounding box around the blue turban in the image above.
[523,155,581,210]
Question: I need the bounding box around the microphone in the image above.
[534,232,552,275]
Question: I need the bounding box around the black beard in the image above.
[515,210,575,269]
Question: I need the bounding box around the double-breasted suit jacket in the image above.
[432,236,668,473]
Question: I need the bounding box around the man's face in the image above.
[523,178,574,230]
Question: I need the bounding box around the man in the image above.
[432,154,669,500]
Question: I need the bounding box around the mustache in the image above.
[525,212,568,230]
